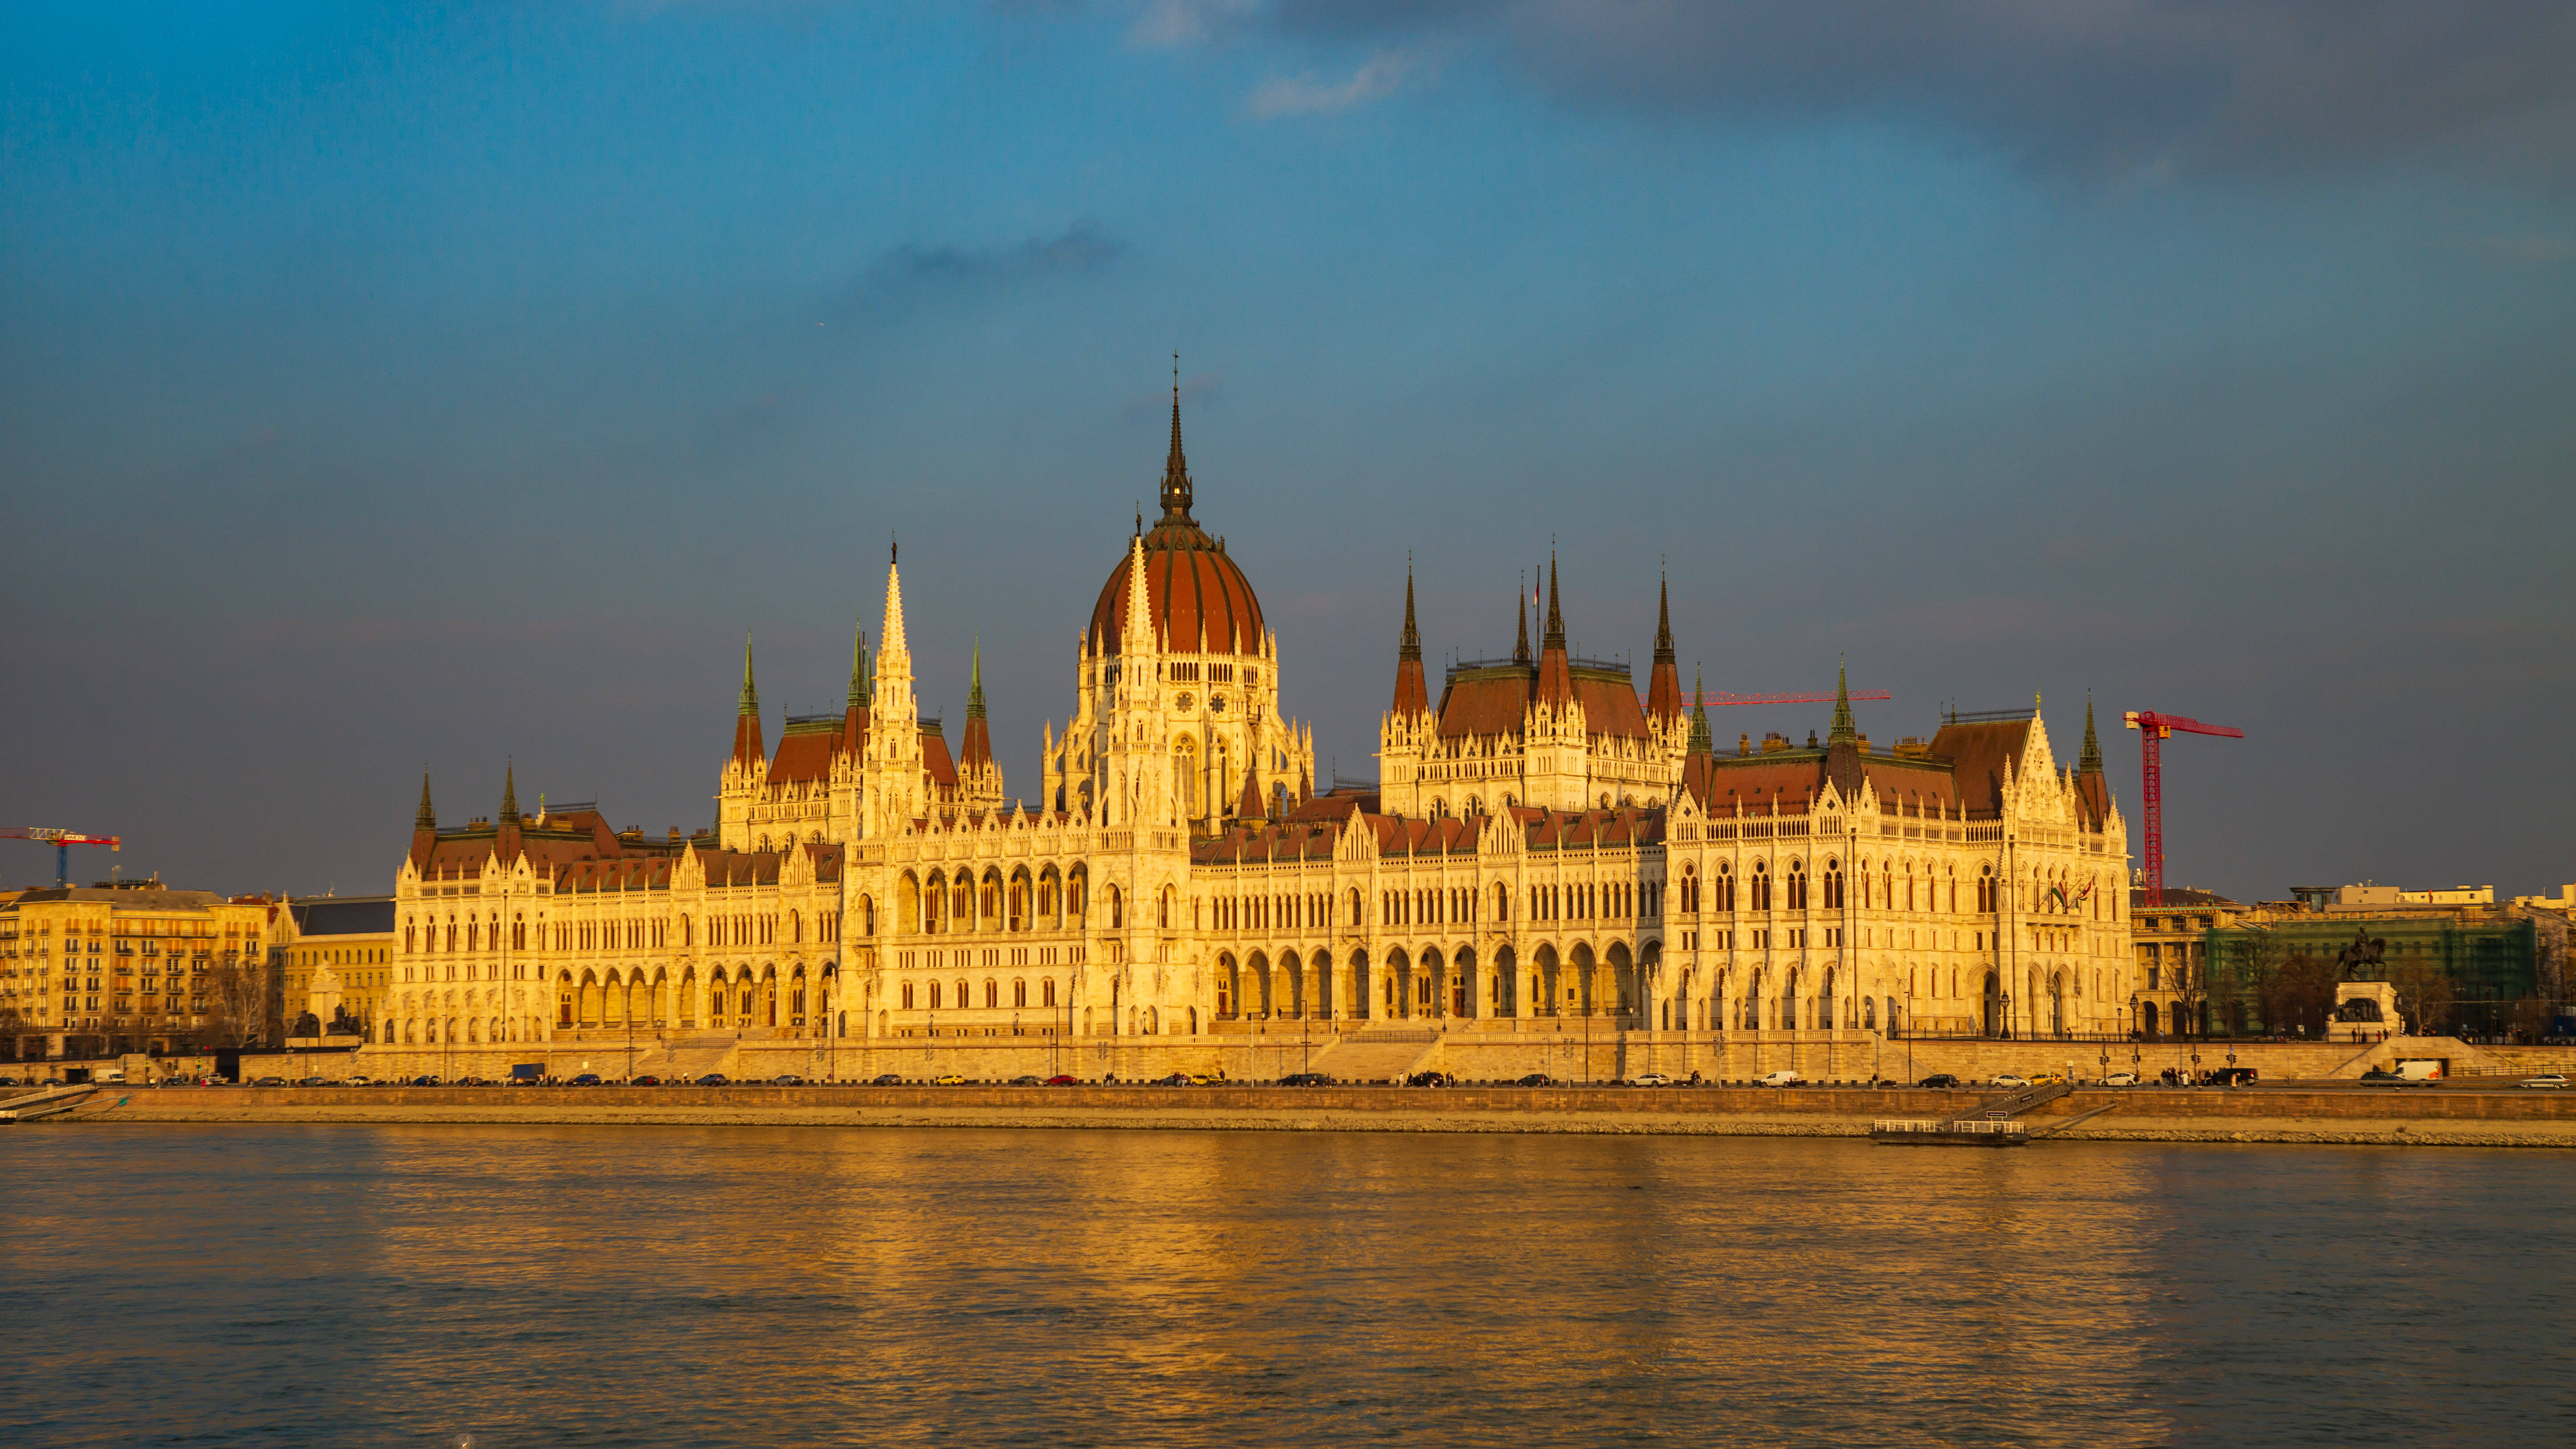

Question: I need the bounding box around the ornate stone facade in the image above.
[382,387,2136,1066]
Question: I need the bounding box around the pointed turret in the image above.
[1159,357,1193,522]
[409,770,440,872]
[2079,694,2103,774]
[1237,762,1267,823]
[500,762,520,826]
[2073,692,2113,830]
[841,619,872,761]
[1687,667,1713,754]
[848,619,871,711]
[731,634,765,769]
[1391,562,1429,720]
[960,639,993,770]
[865,546,924,830]
[415,771,437,831]
[1645,570,1683,724]
[1824,657,1864,799]
[1536,553,1573,706]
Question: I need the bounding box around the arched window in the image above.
[1108,886,1124,930]
[1751,861,1771,913]
[1788,860,1808,911]
[1013,979,1027,1008]
[928,981,942,1009]
[1042,978,1057,1008]
[902,982,915,1010]
[1822,860,1842,910]
[985,979,999,1008]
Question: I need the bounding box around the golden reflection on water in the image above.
[4,1128,2566,1447]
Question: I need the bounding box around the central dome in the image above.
[1086,390,1265,657]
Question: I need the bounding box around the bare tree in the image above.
[202,958,271,1050]
[2259,952,2340,1038]
[2390,958,2455,1037]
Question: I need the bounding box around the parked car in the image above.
[1405,1070,1452,1088]
[931,1073,967,1086]
[1516,1073,1556,1087]
[695,1073,731,1087]
[870,1073,905,1086]
[1153,1072,1193,1086]
[1008,1074,1043,1086]
[1757,1070,1804,1088]
[0,1076,18,1087]
[1990,1074,2033,1089]
[568,1073,604,1086]
[1916,1073,1961,1089]
[252,1076,288,1087]
[2101,1071,2139,1087]
[1044,1074,1078,1086]
[408,1075,440,1087]
[1628,1073,1674,1088]
[2208,1067,2260,1087]
[2359,1067,2402,1083]
[344,1075,375,1087]
[454,1076,490,1087]
[2519,1074,2567,1089]
[294,1076,330,1087]
[770,1074,806,1086]
[630,1075,663,1086]
[1280,1072,1335,1087]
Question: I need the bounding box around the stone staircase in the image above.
[1938,1080,2071,1127]
[622,1034,741,1081]
[1310,1029,1442,1084]
[2324,1035,2513,1079]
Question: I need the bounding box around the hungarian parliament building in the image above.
[375,393,2135,1058]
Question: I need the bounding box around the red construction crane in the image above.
[1685,689,1892,707]
[1,827,122,889]
[2121,712,2241,907]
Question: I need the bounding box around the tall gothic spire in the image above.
[1391,559,1428,720]
[967,638,987,719]
[2079,693,2103,774]
[1828,656,1856,746]
[1645,566,1683,724]
[1159,356,1193,521]
[1654,571,1674,659]
[848,620,871,710]
[1688,667,1713,753]
[499,762,520,826]
[415,771,436,830]
[738,634,759,717]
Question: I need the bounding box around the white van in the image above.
[1757,1069,1803,1088]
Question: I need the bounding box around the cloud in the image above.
[1128,0,1263,48]
[1247,1,2576,177]
[830,221,1122,324]
[1249,48,1421,116]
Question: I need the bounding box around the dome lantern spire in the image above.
[1160,354,1193,522]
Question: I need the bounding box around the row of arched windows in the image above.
[897,976,1062,1011]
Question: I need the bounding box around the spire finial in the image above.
[500,760,520,826]
[2079,691,2103,773]
[967,637,987,719]
[1828,655,1856,746]
[1689,666,1712,753]
[739,632,759,716]
[1654,567,1674,658]
[1400,554,1420,662]
[1159,356,1193,520]
[416,769,436,830]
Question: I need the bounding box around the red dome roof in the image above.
[1088,385,1266,657]
[1090,519,1265,656]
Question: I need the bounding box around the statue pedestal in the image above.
[2331,981,2403,1040]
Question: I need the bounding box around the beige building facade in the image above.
[370,393,2135,1076]
[1,886,276,1059]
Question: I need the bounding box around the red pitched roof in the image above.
[1088,519,1266,656]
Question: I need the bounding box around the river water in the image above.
[2,1126,2568,1447]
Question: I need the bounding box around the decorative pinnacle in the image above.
[2080,692,2103,773]
[1828,656,1856,746]
[1689,667,1712,753]
[415,770,435,830]
[738,633,759,716]
[500,761,520,826]
[1160,355,1193,520]
[1654,567,1674,659]
[967,638,987,719]
[1399,556,1421,662]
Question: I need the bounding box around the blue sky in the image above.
[4,1,2572,902]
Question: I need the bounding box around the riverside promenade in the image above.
[25,1083,2576,1149]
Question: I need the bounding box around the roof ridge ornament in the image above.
[1160,354,1193,522]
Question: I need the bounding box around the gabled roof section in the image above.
[1926,718,2034,818]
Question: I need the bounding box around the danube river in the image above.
[4,1126,2568,1446]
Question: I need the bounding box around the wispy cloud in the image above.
[1249,48,1420,117]
[1128,0,1262,49]
[1249,1,2576,178]
[829,221,1123,325]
